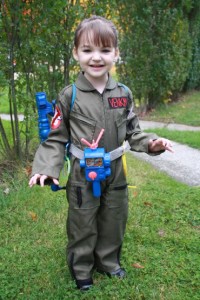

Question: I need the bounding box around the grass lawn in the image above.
[0,154,199,300]
[0,86,25,114]
[144,128,200,150]
[141,91,200,127]
[0,119,39,160]
[0,87,10,114]
[0,120,14,146]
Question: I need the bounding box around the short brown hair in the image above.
[74,16,118,48]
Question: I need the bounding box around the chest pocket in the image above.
[70,111,97,147]
[116,115,127,145]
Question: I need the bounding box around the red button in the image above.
[88,171,97,180]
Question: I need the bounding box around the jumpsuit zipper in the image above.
[100,91,107,150]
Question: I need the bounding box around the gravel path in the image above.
[131,121,200,187]
[0,114,24,121]
[140,120,200,132]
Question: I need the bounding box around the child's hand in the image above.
[29,174,59,187]
[148,138,174,153]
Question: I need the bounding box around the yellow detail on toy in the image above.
[122,142,137,189]
[122,152,128,177]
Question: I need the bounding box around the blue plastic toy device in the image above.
[35,92,67,191]
[80,129,111,197]
[35,92,55,142]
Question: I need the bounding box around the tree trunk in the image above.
[9,47,22,160]
[0,118,13,159]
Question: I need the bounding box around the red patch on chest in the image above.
[108,97,128,109]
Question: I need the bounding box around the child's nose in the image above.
[92,52,101,60]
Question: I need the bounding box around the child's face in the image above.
[73,37,119,83]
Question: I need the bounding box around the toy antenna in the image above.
[81,129,105,149]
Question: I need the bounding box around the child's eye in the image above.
[102,49,111,53]
[82,49,91,53]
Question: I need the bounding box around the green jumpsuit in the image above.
[31,72,159,282]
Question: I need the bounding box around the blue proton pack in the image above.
[35,92,67,192]
[35,92,55,142]
[80,129,111,197]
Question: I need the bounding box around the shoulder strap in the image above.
[118,82,129,94]
[70,83,76,111]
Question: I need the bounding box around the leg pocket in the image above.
[104,185,128,222]
[107,184,128,208]
[66,182,100,209]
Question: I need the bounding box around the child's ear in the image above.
[115,48,120,61]
[73,48,78,61]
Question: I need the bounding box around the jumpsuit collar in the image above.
[75,72,117,92]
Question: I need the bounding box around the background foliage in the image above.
[116,0,194,111]
[0,0,200,160]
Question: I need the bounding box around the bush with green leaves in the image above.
[116,0,192,111]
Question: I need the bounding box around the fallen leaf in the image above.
[144,201,152,207]
[192,226,200,231]
[132,263,145,269]
[29,211,37,221]
[3,188,10,195]
[158,229,165,237]
[24,165,32,177]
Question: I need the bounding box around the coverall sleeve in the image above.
[31,89,71,179]
[125,89,159,154]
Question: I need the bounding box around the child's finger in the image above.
[165,145,174,153]
[163,140,174,153]
[29,174,40,187]
[52,178,59,185]
[40,175,48,187]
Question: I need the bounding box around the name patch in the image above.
[108,97,128,109]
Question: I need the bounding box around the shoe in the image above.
[110,268,126,278]
[76,278,93,291]
[97,267,126,279]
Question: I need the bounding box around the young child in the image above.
[29,16,173,291]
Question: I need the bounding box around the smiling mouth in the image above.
[90,65,104,68]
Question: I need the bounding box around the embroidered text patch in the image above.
[108,97,128,109]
